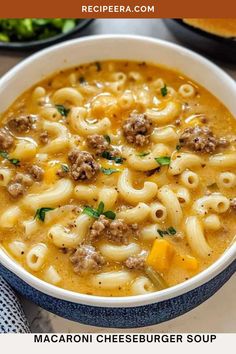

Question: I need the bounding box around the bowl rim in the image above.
[0,34,235,308]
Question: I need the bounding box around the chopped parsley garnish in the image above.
[103,135,111,144]
[155,156,171,166]
[0,151,8,159]
[157,227,177,237]
[83,206,100,219]
[157,229,169,237]
[0,150,20,166]
[103,210,116,220]
[55,104,70,117]
[9,158,20,166]
[137,152,150,157]
[35,207,54,222]
[83,201,116,220]
[101,167,119,175]
[95,61,101,72]
[61,164,69,172]
[167,226,177,235]
[101,151,124,164]
[160,84,168,97]
[176,144,181,151]
[97,201,105,215]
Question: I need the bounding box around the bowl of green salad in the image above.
[0,19,93,50]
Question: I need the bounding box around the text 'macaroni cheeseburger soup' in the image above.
[0,60,235,297]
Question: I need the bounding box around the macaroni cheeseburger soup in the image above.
[0,60,235,297]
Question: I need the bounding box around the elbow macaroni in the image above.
[185,216,212,258]
[118,168,157,205]
[158,185,183,227]
[26,243,48,271]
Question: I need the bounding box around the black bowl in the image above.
[0,19,94,50]
[164,19,236,64]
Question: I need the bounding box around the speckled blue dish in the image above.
[0,35,235,328]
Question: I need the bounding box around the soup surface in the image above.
[0,60,235,297]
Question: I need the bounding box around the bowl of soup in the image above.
[0,35,235,328]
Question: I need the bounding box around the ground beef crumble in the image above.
[124,256,145,270]
[179,125,229,153]
[7,172,34,198]
[90,215,110,240]
[70,245,105,274]
[122,112,152,146]
[7,115,35,133]
[68,148,100,181]
[27,165,44,181]
[86,134,110,155]
[7,183,25,198]
[90,215,130,244]
[107,218,129,244]
[0,128,14,150]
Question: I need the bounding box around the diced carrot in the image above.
[146,239,175,273]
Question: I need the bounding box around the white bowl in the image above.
[0,35,235,327]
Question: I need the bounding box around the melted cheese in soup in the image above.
[0,60,235,297]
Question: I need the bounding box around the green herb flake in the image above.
[0,151,9,159]
[83,206,100,219]
[176,144,181,151]
[83,201,116,220]
[167,226,177,235]
[114,156,123,164]
[9,158,20,166]
[157,229,169,237]
[101,151,124,164]
[97,201,105,215]
[103,135,111,144]
[55,104,70,117]
[161,84,168,97]
[61,164,69,172]
[101,167,119,175]
[157,226,177,237]
[155,156,171,166]
[103,210,116,220]
[0,150,20,166]
[137,152,150,157]
[35,207,54,222]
